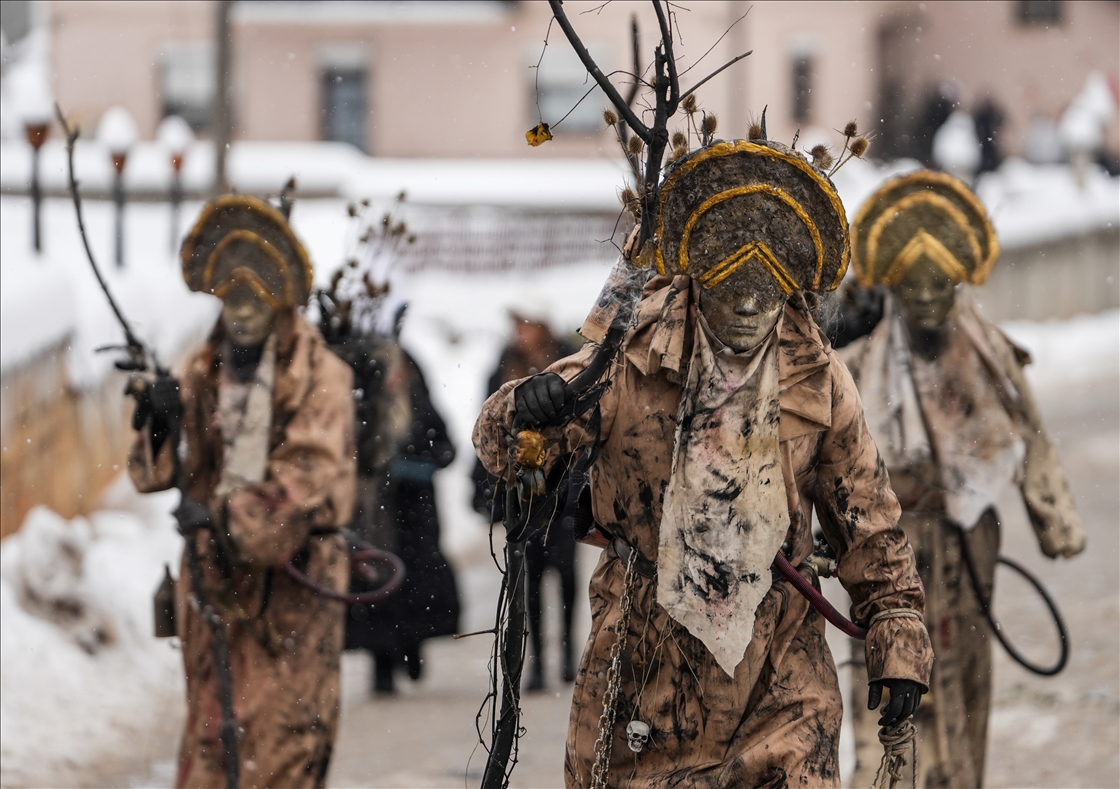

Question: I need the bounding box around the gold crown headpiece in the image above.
[654,140,850,294]
[182,195,313,308]
[851,170,999,287]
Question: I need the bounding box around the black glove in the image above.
[128,375,182,457]
[513,372,568,427]
[173,495,212,537]
[868,678,925,726]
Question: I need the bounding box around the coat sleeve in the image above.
[472,342,616,479]
[994,330,1086,559]
[223,352,357,567]
[813,353,933,690]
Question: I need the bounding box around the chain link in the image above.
[589,547,640,789]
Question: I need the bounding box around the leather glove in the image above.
[868,678,925,726]
[173,495,212,538]
[129,375,182,456]
[513,372,568,427]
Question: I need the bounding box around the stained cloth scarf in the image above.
[216,333,277,498]
[656,287,789,677]
[855,293,1024,529]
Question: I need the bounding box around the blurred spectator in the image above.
[914,83,957,166]
[1022,114,1065,165]
[472,302,580,690]
[1060,71,1118,188]
[973,98,1005,175]
[933,109,981,183]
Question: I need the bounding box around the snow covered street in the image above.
[1,255,1115,786]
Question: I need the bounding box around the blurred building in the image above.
[5,0,1117,161]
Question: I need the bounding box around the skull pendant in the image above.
[626,720,651,753]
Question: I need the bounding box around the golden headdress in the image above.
[851,170,999,287]
[654,140,850,294]
[181,195,313,308]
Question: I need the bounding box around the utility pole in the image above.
[214,0,233,195]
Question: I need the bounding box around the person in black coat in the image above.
[347,346,460,694]
[472,307,579,690]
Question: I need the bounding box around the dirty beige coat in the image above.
[841,294,1084,788]
[129,310,356,789]
[474,277,933,789]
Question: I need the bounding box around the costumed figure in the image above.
[128,196,357,788]
[347,340,460,694]
[841,171,1086,788]
[317,203,461,695]
[473,139,934,788]
[472,303,581,690]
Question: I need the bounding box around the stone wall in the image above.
[975,227,1120,323]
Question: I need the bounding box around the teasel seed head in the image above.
[603,109,619,127]
[843,120,859,138]
[701,113,718,137]
[850,136,870,158]
[810,144,834,170]
[671,131,687,149]
[627,135,644,156]
[748,122,763,141]
[682,94,699,114]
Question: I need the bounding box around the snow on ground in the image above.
[0,476,184,788]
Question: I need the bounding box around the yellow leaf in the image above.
[525,122,553,147]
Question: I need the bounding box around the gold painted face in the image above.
[893,255,957,331]
[220,282,276,348]
[699,276,784,352]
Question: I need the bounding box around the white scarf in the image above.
[216,334,277,498]
[855,297,1024,529]
[657,317,789,677]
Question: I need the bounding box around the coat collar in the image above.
[624,277,833,437]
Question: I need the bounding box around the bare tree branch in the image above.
[679,7,749,77]
[547,0,652,142]
[652,1,680,112]
[680,50,752,102]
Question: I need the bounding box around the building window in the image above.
[321,68,367,151]
[1018,0,1064,25]
[791,56,813,123]
[533,43,608,134]
[160,42,215,130]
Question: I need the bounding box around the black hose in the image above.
[956,527,1070,676]
[283,546,405,605]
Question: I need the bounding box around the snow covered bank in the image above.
[0,476,185,788]
[0,197,219,384]
[4,139,1116,247]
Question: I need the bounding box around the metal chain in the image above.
[590,547,639,789]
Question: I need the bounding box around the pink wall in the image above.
[50,0,214,138]
[883,0,1120,155]
[43,0,1118,160]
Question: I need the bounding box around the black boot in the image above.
[373,650,396,695]
[404,643,423,681]
[526,656,545,692]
